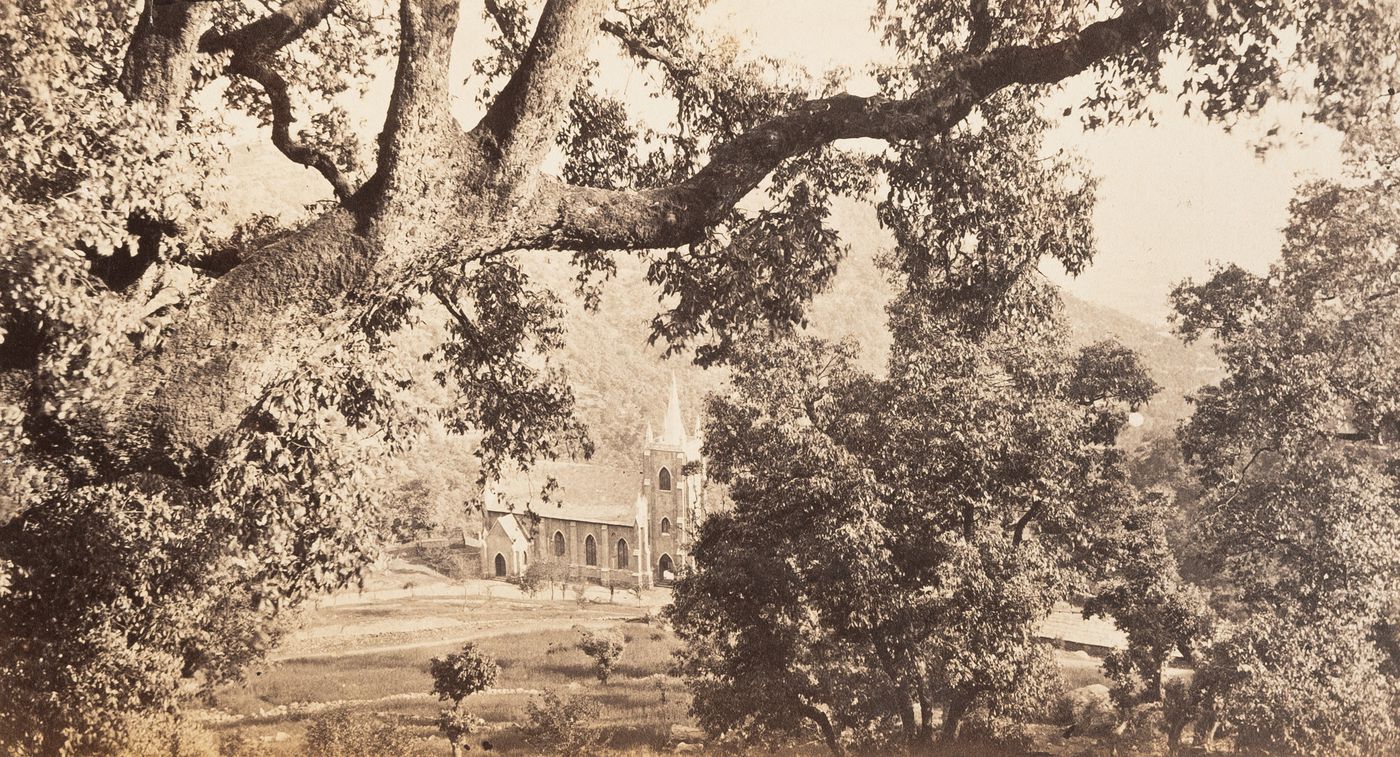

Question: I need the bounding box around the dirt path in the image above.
[273,614,633,661]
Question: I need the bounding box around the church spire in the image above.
[661,372,685,445]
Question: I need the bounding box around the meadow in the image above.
[195,560,1117,756]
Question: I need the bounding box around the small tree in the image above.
[429,643,500,757]
[577,628,626,683]
[519,689,604,755]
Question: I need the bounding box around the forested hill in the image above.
[225,147,1219,470]
[519,199,1219,465]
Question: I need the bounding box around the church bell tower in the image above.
[641,374,703,583]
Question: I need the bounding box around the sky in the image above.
[240,0,1347,327]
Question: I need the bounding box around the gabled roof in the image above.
[492,512,531,548]
[487,461,640,526]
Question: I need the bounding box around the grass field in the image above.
[195,561,1117,756]
[198,565,697,755]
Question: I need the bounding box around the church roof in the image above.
[493,512,530,548]
[487,461,640,526]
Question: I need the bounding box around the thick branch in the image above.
[120,0,212,122]
[797,701,845,757]
[476,0,611,182]
[1011,500,1043,546]
[512,1,1174,251]
[200,0,354,201]
[373,0,473,219]
[967,0,994,55]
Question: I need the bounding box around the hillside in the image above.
[533,199,1218,463]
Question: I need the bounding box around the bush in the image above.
[519,689,604,754]
[113,714,220,757]
[576,627,626,683]
[1063,683,1119,737]
[304,711,428,757]
[509,563,545,597]
[437,702,487,756]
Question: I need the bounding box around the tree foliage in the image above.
[671,269,1159,752]
[1,0,1395,750]
[429,643,500,704]
[1168,130,1400,755]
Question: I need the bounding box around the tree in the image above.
[1,0,1394,750]
[429,643,500,757]
[576,627,625,683]
[671,271,1160,753]
[429,643,500,704]
[1081,490,1213,706]
[1168,130,1400,755]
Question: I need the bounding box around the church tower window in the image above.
[658,467,672,491]
[660,517,670,535]
[585,535,597,566]
[552,530,566,557]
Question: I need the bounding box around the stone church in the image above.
[479,378,706,588]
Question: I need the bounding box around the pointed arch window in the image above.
[585,535,597,566]
[660,517,671,535]
[552,530,566,557]
[616,538,629,568]
[658,467,672,491]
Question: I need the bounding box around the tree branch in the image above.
[483,0,530,59]
[120,0,213,122]
[966,0,994,55]
[1012,500,1043,546]
[200,0,355,201]
[475,0,611,181]
[599,18,696,78]
[510,0,1174,252]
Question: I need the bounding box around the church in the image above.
[479,378,707,588]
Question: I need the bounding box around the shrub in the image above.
[509,563,545,598]
[1063,683,1119,737]
[577,627,626,683]
[437,702,487,757]
[519,689,604,754]
[114,714,220,757]
[304,711,426,757]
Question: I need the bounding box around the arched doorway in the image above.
[658,553,674,582]
[494,553,507,577]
